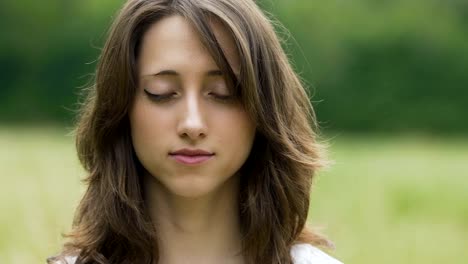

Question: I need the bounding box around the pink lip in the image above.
[170,154,214,165]
[170,148,214,156]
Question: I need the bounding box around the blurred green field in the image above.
[1,127,467,263]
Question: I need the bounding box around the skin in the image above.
[129,15,256,264]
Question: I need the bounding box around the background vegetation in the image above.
[1,0,467,132]
[1,129,467,263]
[0,0,466,263]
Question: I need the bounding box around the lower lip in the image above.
[170,154,214,165]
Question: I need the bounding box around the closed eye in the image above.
[209,92,235,102]
[144,89,177,102]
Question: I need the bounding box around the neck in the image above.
[144,172,244,264]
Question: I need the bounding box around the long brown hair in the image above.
[49,0,332,263]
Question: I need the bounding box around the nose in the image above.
[177,93,207,141]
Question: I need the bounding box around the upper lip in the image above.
[170,148,214,156]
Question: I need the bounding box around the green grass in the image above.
[309,135,468,263]
[1,127,467,263]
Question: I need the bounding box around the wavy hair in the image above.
[49,0,332,263]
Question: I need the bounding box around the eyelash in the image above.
[210,93,234,102]
[144,89,234,103]
[144,90,176,102]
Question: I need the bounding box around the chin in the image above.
[166,173,238,199]
[164,177,221,198]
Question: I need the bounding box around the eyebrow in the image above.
[150,69,224,77]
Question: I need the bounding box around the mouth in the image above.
[169,148,215,165]
[169,148,214,156]
[169,154,214,165]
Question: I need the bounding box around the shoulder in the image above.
[49,245,341,264]
[290,243,344,264]
[48,255,77,264]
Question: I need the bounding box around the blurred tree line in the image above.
[1,0,467,133]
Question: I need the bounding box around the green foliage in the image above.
[0,0,122,124]
[263,0,468,133]
[1,0,467,132]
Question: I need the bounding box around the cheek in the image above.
[215,109,255,153]
[131,99,171,134]
[129,100,172,158]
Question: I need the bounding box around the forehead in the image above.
[137,15,240,76]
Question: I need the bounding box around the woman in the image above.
[49,0,343,263]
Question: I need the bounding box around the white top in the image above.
[291,243,343,264]
[55,243,343,264]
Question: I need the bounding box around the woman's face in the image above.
[129,15,256,198]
